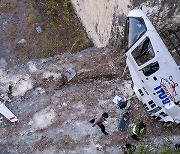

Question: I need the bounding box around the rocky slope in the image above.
[0,0,180,154]
[1,47,180,154]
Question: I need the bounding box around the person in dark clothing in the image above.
[121,143,136,154]
[175,144,180,149]
[7,85,13,98]
[90,111,109,135]
[118,100,127,109]
[132,121,147,141]
[131,134,139,141]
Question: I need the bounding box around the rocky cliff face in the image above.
[135,0,180,30]
[71,0,131,47]
[72,0,180,48]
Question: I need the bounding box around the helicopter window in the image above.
[160,29,180,66]
[143,103,149,110]
[151,115,157,119]
[159,112,168,117]
[148,100,156,109]
[138,89,144,96]
[149,106,162,114]
[141,61,159,76]
[151,104,156,108]
[148,100,153,105]
[156,116,162,120]
[128,17,147,47]
[151,115,162,120]
[132,37,155,65]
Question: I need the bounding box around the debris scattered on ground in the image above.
[17,38,26,44]
[36,26,42,33]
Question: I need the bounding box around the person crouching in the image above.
[131,121,147,141]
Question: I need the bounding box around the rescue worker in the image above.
[131,121,147,141]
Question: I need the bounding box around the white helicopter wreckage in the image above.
[125,8,180,123]
[0,86,18,123]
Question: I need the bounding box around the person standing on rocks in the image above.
[90,111,109,135]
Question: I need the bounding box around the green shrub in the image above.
[134,142,151,154]
[132,141,180,154]
[63,0,71,10]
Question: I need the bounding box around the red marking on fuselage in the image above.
[170,83,177,96]
[9,117,15,121]
[161,83,174,101]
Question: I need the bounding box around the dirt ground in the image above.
[0,0,92,61]
[0,46,180,153]
[0,0,180,154]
